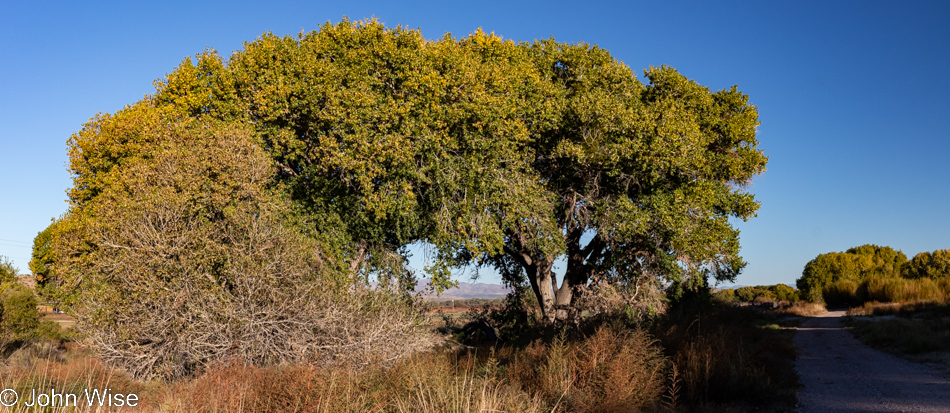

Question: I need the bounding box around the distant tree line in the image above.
[430,298,506,309]
[714,283,799,305]
[796,245,950,306]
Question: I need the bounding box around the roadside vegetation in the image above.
[1,286,800,412]
[796,245,950,307]
[794,244,950,371]
[713,284,825,317]
[844,302,950,372]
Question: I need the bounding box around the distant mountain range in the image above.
[417,279,511,301]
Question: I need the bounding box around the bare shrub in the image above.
[573,274,667,323]
[72,124,431,381]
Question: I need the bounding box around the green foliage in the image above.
[29,222,56,284]
[33,319,64,341]
[0,282,40,347]
[797,244,907,303]
[0,256,17,284]
[903,249,950,279]
[770,284,799,302]
[713,288,738,305]
[823,279,860,307]
[735,286,756,302]
[28,220,67,304]
[800,245,950,306]
[221,20,765,324]
[727,284,798,304]
[52,18,766,338]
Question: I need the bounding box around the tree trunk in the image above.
[529,261,558,324]
[525,259,580,325]
[507,229,597,325]
[554,280,574,322]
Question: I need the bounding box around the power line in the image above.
[0,238,31,245]
[0,242,31,249]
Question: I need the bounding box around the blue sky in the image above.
[1,1,948,287]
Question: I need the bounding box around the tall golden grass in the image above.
[0,342,147,412]
[2,326,670,413]
[1,306,800,412]
[656,306,800,410]
[779,301,827,317]
[823,277,950,307]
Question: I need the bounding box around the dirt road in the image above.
[795,310,950,412]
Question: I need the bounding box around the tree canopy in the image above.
[43,19,766,326]
[903,249,950,279]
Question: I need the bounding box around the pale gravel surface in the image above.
[795,310,950,413]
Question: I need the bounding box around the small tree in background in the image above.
[770,284,799,302]
[0,282,40,348]
[0,256,17,284]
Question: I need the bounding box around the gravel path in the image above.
[795,310,950,412]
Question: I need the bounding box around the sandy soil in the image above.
[795,310,950,412]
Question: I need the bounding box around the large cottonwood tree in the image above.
[46,19,766,327]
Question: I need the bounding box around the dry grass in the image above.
[846,301,914,316]
[823,279,861,306]
[0,341,150,412]
[506,326,669,412]
[845,302,950,371]
[778,301,827,317]
[656,305,800,412]
[160,327,670,413]
[1,325,672,413]
[0,300,806,412]
[862,277,947,303]
[822,277,950,308]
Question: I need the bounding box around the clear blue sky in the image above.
[2,1,948,287]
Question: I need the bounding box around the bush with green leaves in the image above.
[0,256,17,284]
[713,288,738,305]
[903,249,950,279]
[797,245,907,303]
[769,284,799,302]
[728,284,798,304]
[0,282,40,348]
